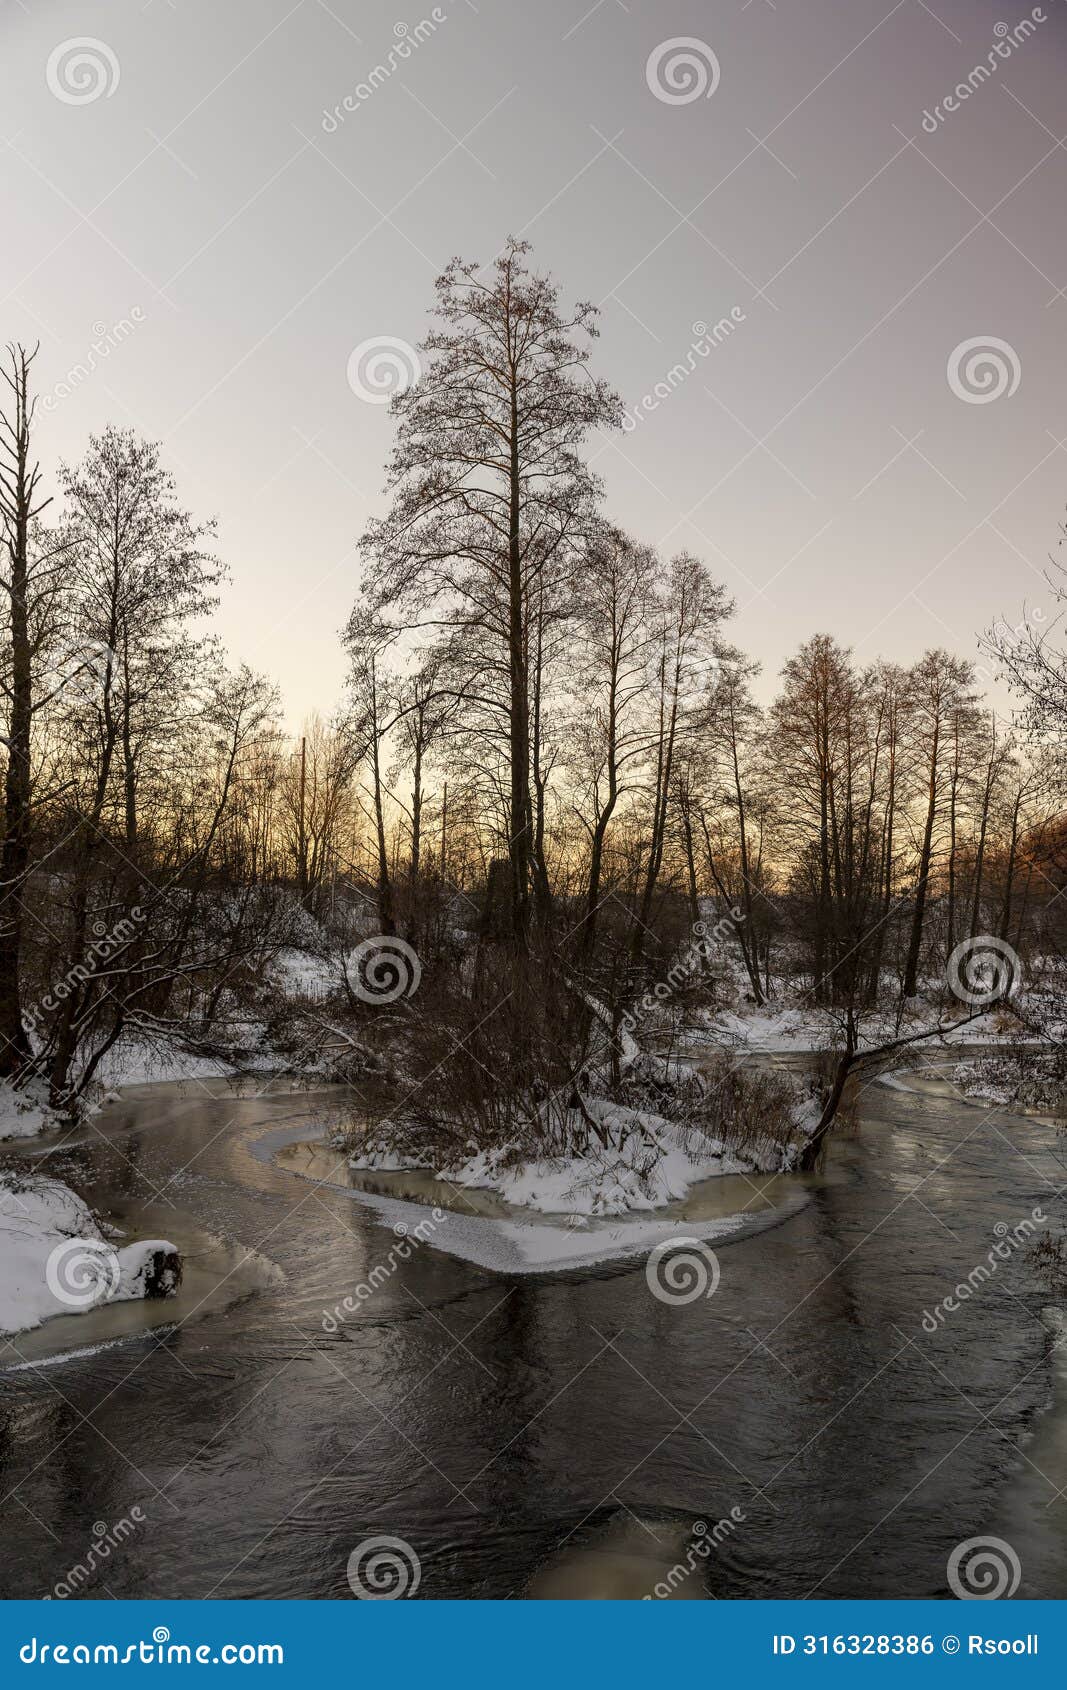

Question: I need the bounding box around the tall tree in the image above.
[43,431,223,1105]
[0,345,51,1073]
[697,653,768,1003]
[568,526,656,960]
[631,553,730,964]
[58,427,222,850]
[355,238,621,946]
[901,650,976,996]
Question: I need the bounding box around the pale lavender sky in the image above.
[3,0,1066,720]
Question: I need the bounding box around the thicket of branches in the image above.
[2,242,1065,1150]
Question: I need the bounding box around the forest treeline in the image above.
[2,240,1065,1132]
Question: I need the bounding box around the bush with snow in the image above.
[0,1078,60,1142]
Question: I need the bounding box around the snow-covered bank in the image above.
[262,1120,811,1273]
[266,945,341,1001]
[0,1036,285,1145]
[876,1050,1067,1118]
[934,1050,1066,1113]
[347,1086,817,1222]
[0,1049,239,1145]
[341,1181,811,1275]
[92,1039,238,1090]
[0,1174,180,1338]
[704,1004,1042,1056]
[0,1078,55,1142]
[283,1061,819,1271]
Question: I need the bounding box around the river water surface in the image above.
[0,1069,1064,1599]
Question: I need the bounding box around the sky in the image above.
[3,0,1066,723]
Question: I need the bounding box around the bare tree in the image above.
[0,345,52,1072]
[567,526,656,960]
[354,238,621,947]
[902,650,976,996]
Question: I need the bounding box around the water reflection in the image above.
[0,1073,1062,1599]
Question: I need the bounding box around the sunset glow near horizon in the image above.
[4,0,1067,725]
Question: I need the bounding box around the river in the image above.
[0,1066,1064,1599]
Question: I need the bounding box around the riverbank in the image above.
[0,1170,181,1338]
[270,1121,812,1274]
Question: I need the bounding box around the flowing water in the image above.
[0,1067,1064,1600]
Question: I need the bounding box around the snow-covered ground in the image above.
[0,1046,240,1144]
[266,945,340,1001]
[934,1051,1066,1113]
[0,1174,179,1338]
[943,1058,1021,1107]
[262,1119,810,1274]
[0,1078,54,1142]
[351,1093,804,1219]
[92,1039,238,1091]
[704,1003,1034,1055]
[0,1038,278,1145]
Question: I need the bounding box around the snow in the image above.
[707,1007,828,1053]
[707,996,1049,1119]
[874,1071,914,1092]
[267,940,387,1004]
[938,1050,1064,1112]
[116,1239,182,1299]
[252,1100,813,1275]
[0,1174,180,1338]
[705,1003,1035,1056]
[92,1038,235,1089]
[326,1086,816,1270]
[348,1088,804,1220]
[344,1188,806,1275]
[937,1022,1042,1047]
[0,1078,57,1142]
[274,1122,811,1273]
[427,1103,763,1217]
[267,946,339,1001]
[936,1059,1017,1106]
[0,1046,244,1144]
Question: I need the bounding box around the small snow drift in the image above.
[0,1174,182,1338]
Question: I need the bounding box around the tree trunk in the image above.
[0,348,43,1075]
[903,727,939,996]
[798,1016,857,1171]
[407,733,422,949]
[507,367,531,949]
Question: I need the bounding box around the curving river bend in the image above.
[0,1067,1064,1599]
